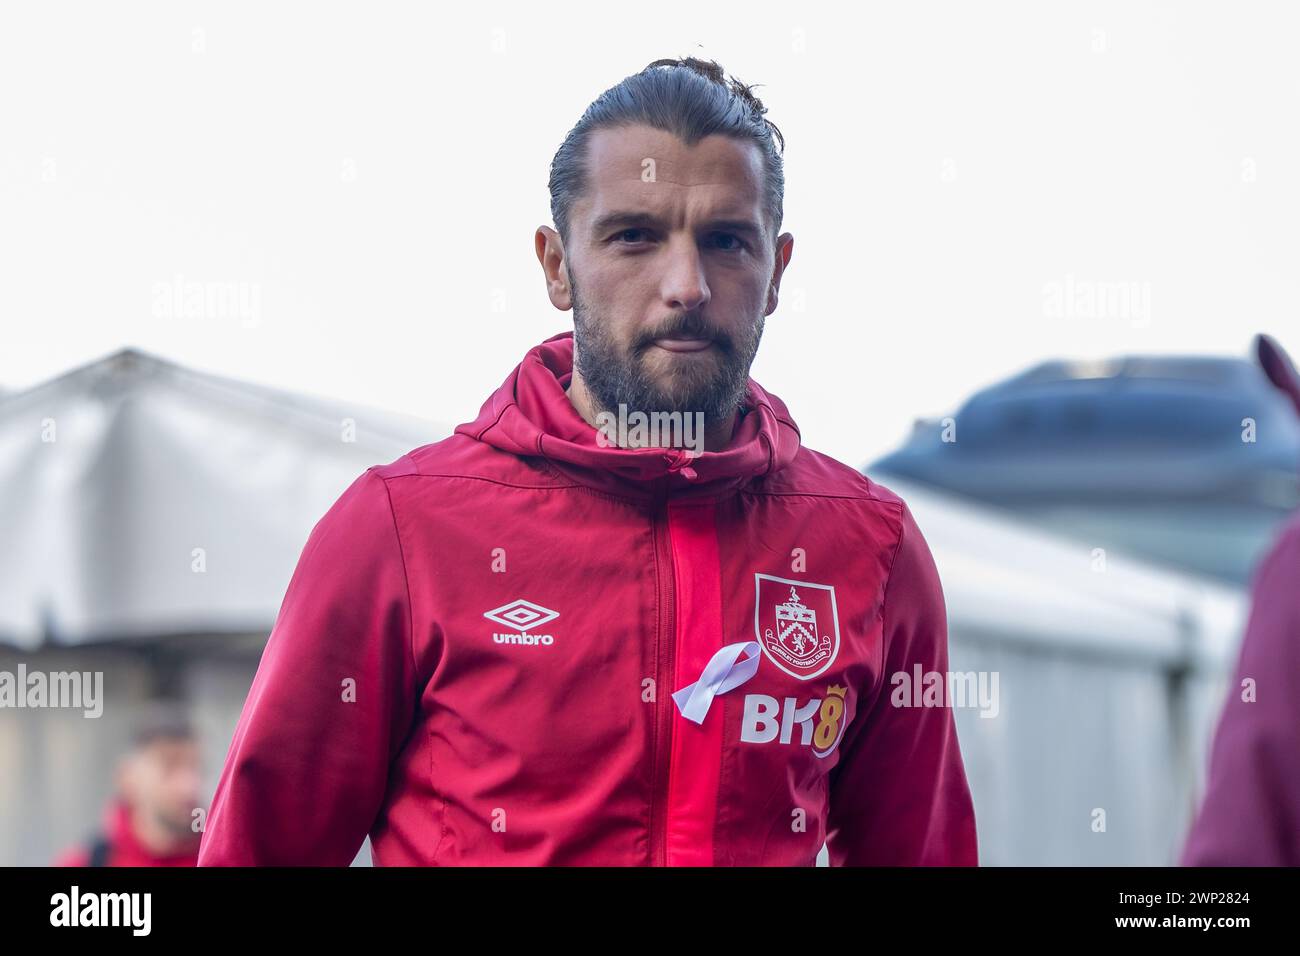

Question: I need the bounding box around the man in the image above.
[1180,334,1300,866]
[55,708,202,867]
[199,57,978,866]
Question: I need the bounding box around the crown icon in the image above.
[826,684,848,698]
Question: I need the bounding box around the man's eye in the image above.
[612,228,649,243]
[709,233,745,251]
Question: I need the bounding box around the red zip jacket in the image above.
[198,331,978,866]
[54,800,200,867]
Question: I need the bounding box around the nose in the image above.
[659,235,711,314]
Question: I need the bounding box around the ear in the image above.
[114,756,136,803]
[535,226,573,311]
[765,232,795,315]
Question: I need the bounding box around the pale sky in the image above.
[2,0,1296,467]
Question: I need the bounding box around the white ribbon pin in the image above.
[671,640,762,725]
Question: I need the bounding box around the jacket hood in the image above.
[456,330,802,499]
[1256,333,1300,419]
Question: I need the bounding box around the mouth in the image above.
[650,336,715,354]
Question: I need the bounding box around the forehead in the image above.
[578,124,767,227]
[140,737,198,760]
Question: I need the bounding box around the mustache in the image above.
[635,314,733,353]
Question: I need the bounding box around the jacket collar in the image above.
[456,331,801,501]
[102,799,200,864]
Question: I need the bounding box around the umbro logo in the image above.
[484,599,559,647]
[484,599,559,630]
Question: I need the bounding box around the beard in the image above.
[570,277,764,427]
[151,803,200,841]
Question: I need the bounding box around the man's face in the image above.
[121,737,202,839]
[550,124,793,424]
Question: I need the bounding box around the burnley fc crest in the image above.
[754,574,841,680]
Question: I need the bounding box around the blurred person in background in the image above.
[1181,334,1300,866]
[54,705,203,867]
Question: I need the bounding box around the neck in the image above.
[566,369,737,453]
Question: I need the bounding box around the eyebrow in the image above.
[589,210,764,239]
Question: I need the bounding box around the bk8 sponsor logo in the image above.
[739,684,848,759]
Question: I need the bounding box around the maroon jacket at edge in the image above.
[1181,334,1300,865]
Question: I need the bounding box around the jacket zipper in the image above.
[649,478,676,866]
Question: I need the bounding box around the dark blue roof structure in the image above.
[869,354,1300,584]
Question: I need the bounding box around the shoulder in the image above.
[1257,512,1300,578]
[52,841,95,867]
[755,447,940,592]
[756,446,922,545]
[1239,512,1300,646]
[308,436,571,560]
[762,446,905,508]
[369,434,571,492]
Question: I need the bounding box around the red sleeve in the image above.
[825,502,979,866]
[1180,523,1300,866]
[198,468,417,866]
[53,846,89,867]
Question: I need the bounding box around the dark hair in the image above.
[548,56,786,249]
[131,702,195,749]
